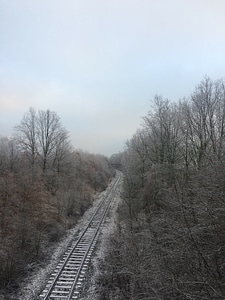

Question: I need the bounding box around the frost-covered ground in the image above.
[78,176,123,300]
[14,175,122,300]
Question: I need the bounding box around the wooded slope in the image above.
[99,76,225,299]
[0,108,115,296]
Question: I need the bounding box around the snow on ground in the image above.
[78,175,123,300]
[16,175,122,300]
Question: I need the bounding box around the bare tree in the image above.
[14,107,38,174]
[37,109,64,173]
[143,96,182,166]
[7,138,20,172]
[52,128,71,174]
[0,137,9,173]
[181,77,225,168]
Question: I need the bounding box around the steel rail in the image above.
[40,172,121,299]
[67,178,118,299]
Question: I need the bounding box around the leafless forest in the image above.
[99,76,225,299]
[1,76,225,299]
[0,108,115,298]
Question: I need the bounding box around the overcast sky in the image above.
[1,0,225,156]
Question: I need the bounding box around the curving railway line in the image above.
[39,172,122,300]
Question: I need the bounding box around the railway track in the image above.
[39,172,122,300]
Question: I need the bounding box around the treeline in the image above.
[0,108,115,295]
[99,76,225,299]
